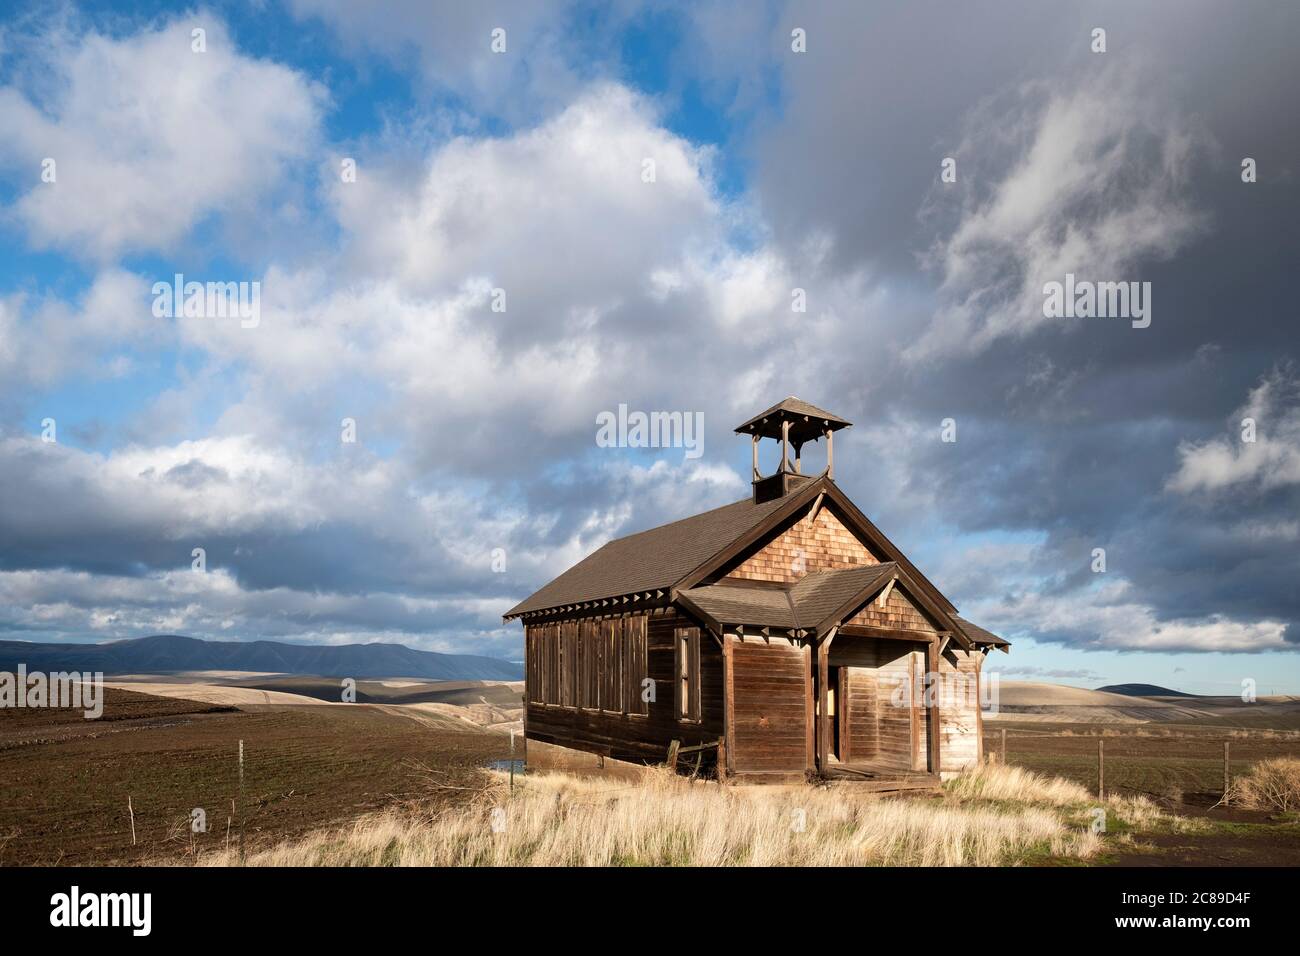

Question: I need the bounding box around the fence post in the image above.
[1000,728,1007,765]
[1097,739,1105,800]
[1223,740,1230,801]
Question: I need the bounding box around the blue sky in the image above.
[1,1,1298,695]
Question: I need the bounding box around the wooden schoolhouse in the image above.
[504,397,1009,784]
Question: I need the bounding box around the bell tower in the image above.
[735,397,852,504]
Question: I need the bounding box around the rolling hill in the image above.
[0,634,522,681]
[1096,683,1198,698]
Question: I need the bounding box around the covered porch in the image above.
[682,562,994,786]
[816,625,944,785]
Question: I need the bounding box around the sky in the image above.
[0,1,1296,695]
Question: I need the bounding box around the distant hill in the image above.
[1095,683,1198,698]
[0,634,522,681]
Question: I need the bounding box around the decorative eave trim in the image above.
[504,588,670,624]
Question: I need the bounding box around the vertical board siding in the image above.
[625,614,648,716]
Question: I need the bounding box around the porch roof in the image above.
[953,616,1011,649]
[679,562,898,633]
[679,564,1010,650]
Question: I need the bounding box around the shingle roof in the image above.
[502,475,960,625]
[734,396,852,443]
[680,563,898,633]
[502,484,819,618]
[678,584,800,629]
[953,616,1011,647]
[789,563,897,630]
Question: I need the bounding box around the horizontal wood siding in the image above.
[938,649,982,770]
[728,635,811,774]
[525,608,722,766]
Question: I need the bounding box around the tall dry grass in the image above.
[945,762,1091,806]
[1225,757,1300,812]
[948,761,1200,832]
[198,764,1105,867]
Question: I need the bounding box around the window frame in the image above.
[674,625,702,723]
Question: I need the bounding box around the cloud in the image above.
[1167,366,1300,494]
[969,578,1289,653]
[0,566,514,654]
[287,0,611,122]
[0,16,324,261]
[984,665,1105,682]
[909,67,1207,360]
[0,269,165,393]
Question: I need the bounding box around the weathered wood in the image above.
[526,608,724,767]
[666,739,680,771]
[804,641,815,769]
[677,738,723,755]
[817,639,829,772]
[839,624,939,642]
[723,502,878,585]
[729,636,810,774]
[925,640,941,776]
[1098,738,1105,799]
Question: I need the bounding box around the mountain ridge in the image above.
[0,634,522,681]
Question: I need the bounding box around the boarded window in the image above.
[559,621,578,707]
[579,618,598,709]
[545,624,560,705]
[601,618,624,712]
[675,626,701,721]
[535,615,648,714]
[624,615,648,716]
[526,626,542,704]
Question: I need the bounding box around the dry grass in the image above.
[945,761,1202,834]
[946,762,1091,806]
[1225,757,1300,812]
[195,764,1109,867]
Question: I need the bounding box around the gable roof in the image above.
[788,563,898,632]
[679,563,898,633]
[679,570,1010,653]
[501,482,818,619]
[671,478,957,616]
[502,475,958,622]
